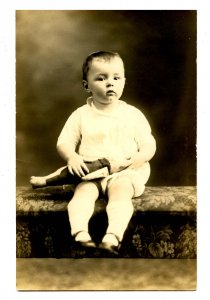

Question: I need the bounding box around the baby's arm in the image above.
[127,109,156,170]
[57,110,89,178]
[128,136,156,170]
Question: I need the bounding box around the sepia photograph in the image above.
[15,10,196,291]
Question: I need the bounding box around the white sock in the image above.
[102,233,119,246]
[75,231,91,242]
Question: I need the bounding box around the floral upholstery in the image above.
[16,186,196,258]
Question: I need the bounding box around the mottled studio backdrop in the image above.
[16,10,196,186]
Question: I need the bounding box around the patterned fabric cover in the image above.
[16,186,196,258]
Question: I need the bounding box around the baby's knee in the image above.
[108,176,134,197]
[67,197,76,211]
[77,181,100,194]
[68,181,99,210]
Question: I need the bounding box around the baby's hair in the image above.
[82,51,123,81]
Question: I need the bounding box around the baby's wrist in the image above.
[66,152,79,163]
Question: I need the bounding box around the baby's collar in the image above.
[86,97,125,116]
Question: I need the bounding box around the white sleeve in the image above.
[134,108,156,160]
[57,109,81,152]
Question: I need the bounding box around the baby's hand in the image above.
[127,152,145,170]
[109,158,133,173]
[67,153,89,177]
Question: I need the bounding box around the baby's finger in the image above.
[68,165,74,175]
[125,158,133,166]
[76,166,86,177]
[127,163,135,170]
[81,162,89,174]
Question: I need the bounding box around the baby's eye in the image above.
[114,76,121,80]
[96,76,105,81]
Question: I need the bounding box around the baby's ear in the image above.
[83,80,90,92]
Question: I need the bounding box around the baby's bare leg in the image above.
[30,166,66,188]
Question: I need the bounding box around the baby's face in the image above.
[85,57,126,108]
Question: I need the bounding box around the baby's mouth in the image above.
[106,90,116,95]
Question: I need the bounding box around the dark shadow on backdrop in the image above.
[16,10,196,186]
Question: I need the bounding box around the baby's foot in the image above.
[102,233,119,246]
[30,176,47,189]
[99,233,120,256]
[75,231,92,242]
[74,231,96,249]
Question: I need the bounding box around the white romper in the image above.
[57,97,156,197]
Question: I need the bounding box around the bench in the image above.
[16,186,196,258]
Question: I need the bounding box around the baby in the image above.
[30,51,156,255]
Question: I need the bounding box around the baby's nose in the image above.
[106,80,114,87]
